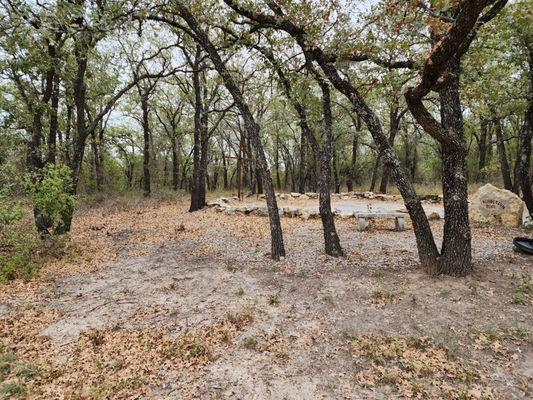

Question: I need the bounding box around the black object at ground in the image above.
[513,237,533,255]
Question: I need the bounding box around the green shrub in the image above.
[0,188,43,282]
[26,164,76,235]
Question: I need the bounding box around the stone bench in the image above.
[355,213,406,232]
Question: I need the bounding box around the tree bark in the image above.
[275,133,281,189]
[317,80,344,257]
[189,46,203,211]
[379,106,402,194]
[369,152,381,192]
[171,134,179,191]
[477,118,489,181]
[332,141,340,194]
[298,123,308,193]
[347,115,360,192]
[438,59,472,276]
[198,78,209,207]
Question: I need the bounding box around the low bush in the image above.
[0,187,42,282]
[25,164,76,235]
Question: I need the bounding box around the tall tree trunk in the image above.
[198,80,209,207]
[60,35,90,235]
[494,118,514,191]
[477,118,489,181]
[411,145,418,181]
[318,64,439,269]
[379,107,401,194]
[91,120,105,191]
[517,42,533,216]
[256,164,263,194]
[71,38,89,193]
[222,152,228,190]
[175,5,285,259]
[369,152,381,192]
[189,48,204,211]
[332,142,340,194]
[47,73,60,165]
[275,133,281,189]
[90,130,100,190]
[246,135,255,195]
[29,69,55,236]
[141,94,151,197]
[63,104,73,165]
[171,135,179,191]
[298,122,308,193]
[438,59,472,276]
[317,81,344,257]
[347,115,360,192]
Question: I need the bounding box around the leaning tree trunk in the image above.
[175,3,285,260]
[438,59,472,277]
[315,60,439,269]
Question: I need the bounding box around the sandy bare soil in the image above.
[0,197,531,399]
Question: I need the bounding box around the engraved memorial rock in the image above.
[469,184,524,227]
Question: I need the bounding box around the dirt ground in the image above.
[0,197,532,399]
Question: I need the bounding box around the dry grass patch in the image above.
[351,335,497,399]
[0,308,254,399]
